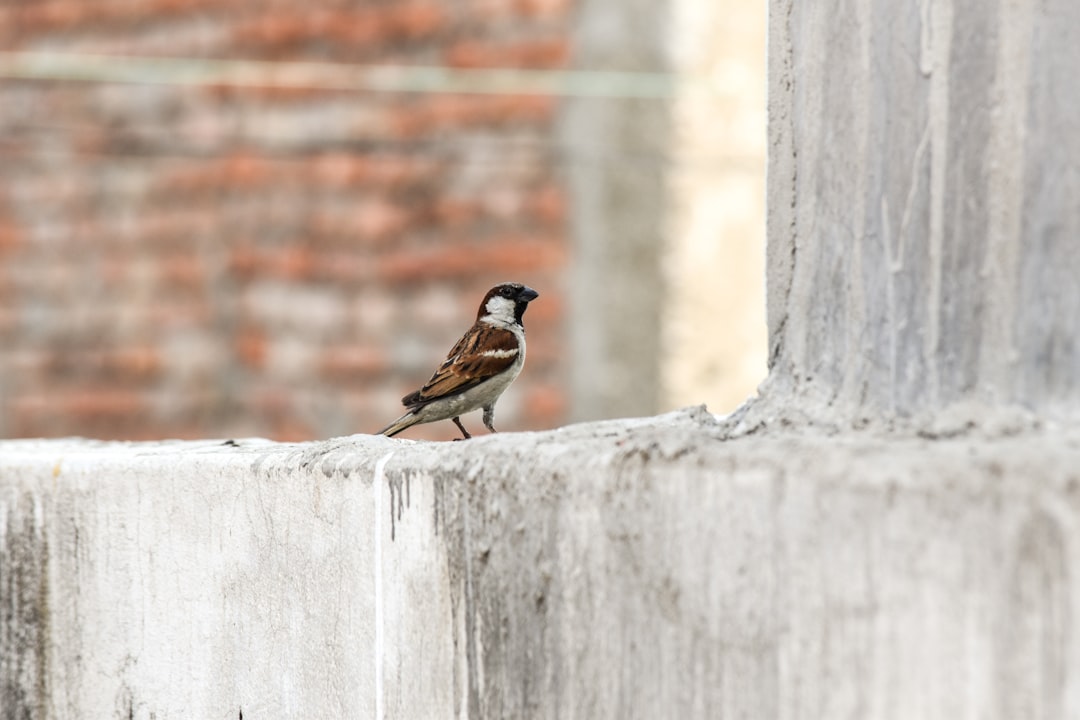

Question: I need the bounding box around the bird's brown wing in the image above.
[401,324,520,408]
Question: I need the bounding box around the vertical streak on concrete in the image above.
[1012,0,1080,412]
[882,123,931,415]
[1000,512,1071,720]
[880,195,897,413]
[764,0,797,378]
[0,491,49,720]
[980,0,1031,403]
[839,0,873,410]
[373,452,394,720]
[460,496,480,718]
[769,0,810,385]
[922,0,953,407]
[777,0,812,388]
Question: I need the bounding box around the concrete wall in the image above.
[5,0,1080,717]
[4,409,1080,718]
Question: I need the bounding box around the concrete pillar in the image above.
[761,0,1080,426]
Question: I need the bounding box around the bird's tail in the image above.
[378,410,420,437]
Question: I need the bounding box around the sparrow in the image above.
[378,282,539,439]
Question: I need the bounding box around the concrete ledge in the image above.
[3,407,1080,718]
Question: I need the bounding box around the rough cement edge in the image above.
[0,406,722,477]
[718,389,1066,443]
[1,401,1074,472]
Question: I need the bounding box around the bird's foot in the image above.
[452,417,472,440]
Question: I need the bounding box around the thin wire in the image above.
[0,51,702,99]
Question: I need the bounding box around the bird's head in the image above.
[478,282,539,326]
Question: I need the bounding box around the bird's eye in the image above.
[501,287,514,297]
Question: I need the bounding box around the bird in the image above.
[378,282,539,439]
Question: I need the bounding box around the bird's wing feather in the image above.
[402,324,520,408]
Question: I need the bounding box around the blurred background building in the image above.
[0,0,764,441]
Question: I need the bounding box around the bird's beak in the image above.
[517,286,539,302]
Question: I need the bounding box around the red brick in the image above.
[160,254,205,290]
[433,197,480,227]
[159,153,278,194]
[248,389,316,441]
[228,245,261,280]
[514,0,572,17]
[476,237,567,273]
[100,348,164,380]
[15,2,85,32]
[424,95,476,126]
[306,153,437,189]
[394,95,556,135]
[232,4,443,50]
[276,246,316,281]
[375,238,564,284]
[0,309,16,336]
[387,3,444,39]
[225,153,273,188]
[153,0,219,13]
[314,10,388,46]
[9,0,223,34]
[309,252,368,284]
[387,104,431,139]
[0,220,20,253]
[521,384,566,425]
[444,38,569,69]
[237,246,317,281]
[235,331,268,369]
[143,301,213,328]
[501,94,556,121]
[351,200,412,241]
[129,209,216,247]
[309,154,369,188]
[64,389,147,419]
[526,184,566,224]
[378,246,475,283]
[154,161,227,198]
[522,290,562,324]
[232,14,308,48]
[319,346,389,381]
[271,419,316,443]
[41,348,164,382]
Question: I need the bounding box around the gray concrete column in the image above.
[762,0,1080,425]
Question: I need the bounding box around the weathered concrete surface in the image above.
[764,0,1080,424]
[3,407,1080,718]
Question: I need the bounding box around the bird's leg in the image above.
[452,416,472,440]
[482,405,497,433]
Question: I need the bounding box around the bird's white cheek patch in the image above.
[481,348,519,358]
[484,296,517,322]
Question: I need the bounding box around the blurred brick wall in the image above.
[0,0,571,441]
